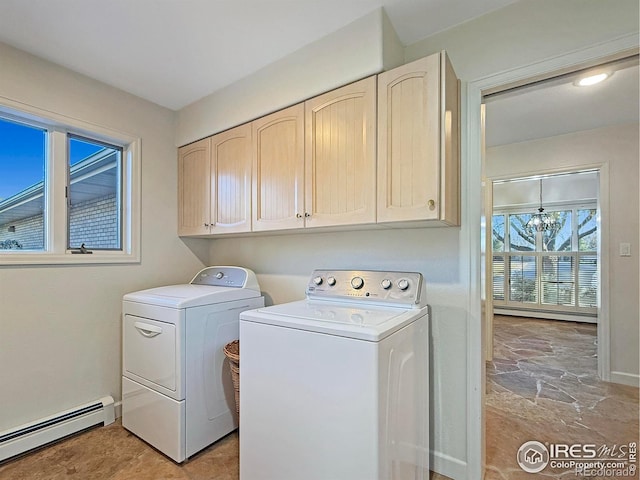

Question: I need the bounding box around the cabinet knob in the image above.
[296,213,303,219]
[204,223,210,227]
[304,212,311,218]
[428,200,436,210]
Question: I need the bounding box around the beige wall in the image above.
[0,42,208,432]
[487,124,640,385]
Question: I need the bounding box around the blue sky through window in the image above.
[0,118,103,200]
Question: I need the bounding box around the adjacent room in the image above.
[0,1,637,479]
[483,56,639,478]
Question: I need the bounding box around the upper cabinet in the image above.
[178,51,460,237]
[178,124,252,236]
[210,124,252,234]
[377,51,460,226]
[304,77,377,228]
[178,138,211,236]
[252,104,305,232]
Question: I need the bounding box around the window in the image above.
[67,135,122,250]
[0,103,140,264]
[492,205,597,315]
[0,117,46,251]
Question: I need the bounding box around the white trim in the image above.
[610,371,640,388]
[597,164,610,382]
[0,96,141,265]
[494,308,596,324]
[466,32,637,480]
[431,449,468,480]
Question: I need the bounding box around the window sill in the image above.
[0,251,140,266]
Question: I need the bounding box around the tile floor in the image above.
[485,315,639,479]
[0,421,451,479]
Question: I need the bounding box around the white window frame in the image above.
[491,201,597,315]
[0,99,140,265]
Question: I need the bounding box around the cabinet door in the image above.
[377,52,459,225]
[377,54,440,223]
[304,77,377,228]
[178,138,211,236]
[211,124,252,234]
[252,104,305,232]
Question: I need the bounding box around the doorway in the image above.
[472,53,638,478]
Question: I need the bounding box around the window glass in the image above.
[508,213,535,251]
[578,255,598,307]
[492,255,505,301]
[0,117,46,250]
[542,210,572,252]
[578,209,597,252]
[67,135,122,250]
[509,255,537,303]
[541,255,575,306]
[492,214,505,252]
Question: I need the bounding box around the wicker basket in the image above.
[223,340,240,416]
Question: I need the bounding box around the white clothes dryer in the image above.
[122,266,263,462]
[239,269,429,480]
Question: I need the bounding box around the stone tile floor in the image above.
[485,315,639,480]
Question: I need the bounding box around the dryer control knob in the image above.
[381,279,392,290]
[215,272,224,279]
[397,279,410,291]
[327,276,337,286]
[313,276,323,286]
[351,276,364,290]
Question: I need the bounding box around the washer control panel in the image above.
[306,270,424,305]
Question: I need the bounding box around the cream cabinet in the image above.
[304,76,377,228]
[178,124,251,236]
[252,104,305,232]
[178,138,211,236]
[210,124,252,234]
[377,51,460,226]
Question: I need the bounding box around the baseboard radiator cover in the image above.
[0,396,115,462]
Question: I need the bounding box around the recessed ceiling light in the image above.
[574,72,610,87]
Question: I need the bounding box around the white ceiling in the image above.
[0,0,518,110]
[485,59,640,147]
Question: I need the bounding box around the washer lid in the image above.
[240,300,427,341]
[123,284,261,308]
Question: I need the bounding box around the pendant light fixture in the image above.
[526,178,557,234]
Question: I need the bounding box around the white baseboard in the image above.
[114,401,122,420]
[431,449,467,480]
[610,371,640,387]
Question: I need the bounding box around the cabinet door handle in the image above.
[296,213,303,219]
[304,212,311,218]
[428,200,436,209]
[204,223,210,227]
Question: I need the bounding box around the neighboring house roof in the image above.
[0,149,118,225]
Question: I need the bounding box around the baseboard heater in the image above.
[0,396,115,462]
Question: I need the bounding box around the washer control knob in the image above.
[215,272,224,279]
[381,279,392,290]
[327,276,337,286]
[351,276,365,290]
[313,276,323,286]
[397,279,410,291]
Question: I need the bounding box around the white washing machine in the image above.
[239,269,429,480]
[122,266,264,463]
